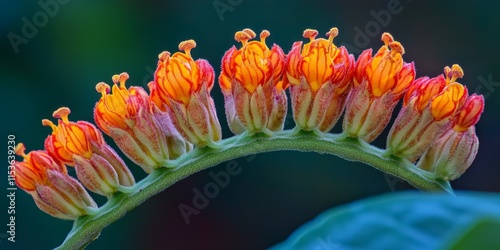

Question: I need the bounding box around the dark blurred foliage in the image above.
[1,0,499,249]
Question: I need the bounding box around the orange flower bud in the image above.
[14,144,96,220]
[94,73,134,135]
[95,73,190,173]
[149,40,221,147]
[364,33,413,97]
[285,28,355,131]
[43,107,135,192]
[221,29,284,93]
[343,33,415,142]
[219,28,287,134]
[417,94,484,180]
[14,143,66,192]
[44,108,95,159]
[387,65,469,161]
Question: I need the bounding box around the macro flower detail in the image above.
[387,65,468,162]
[10,23,489,250]
[14,143,97,220]
[43,107,135,196]
[149,40,222,147]
[219,28,287,134]
[343,33,415,142]
[285,28,354,132]
[417,94,484,180]
[95,73,190,173]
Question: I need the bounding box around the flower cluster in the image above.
[220,29,287,134]
[284,28,354,132]
[343,33,414,142]
[14,27,484,220]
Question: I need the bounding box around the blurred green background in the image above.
[1,0,499,249]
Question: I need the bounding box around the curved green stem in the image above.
[55,129,452,249]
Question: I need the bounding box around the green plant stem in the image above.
[55,129,453,249]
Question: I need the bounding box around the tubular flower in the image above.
[417,94,484,180]
[343,33,415,142]
[387,64,468,162]
[284,28,355,132]
[14,143,97,220]
[219,28,287,134]
[43,107,135,196]
[95,73,190,173]
[149,40,222,147]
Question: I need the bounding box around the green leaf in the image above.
[448,218,500,250]
[271,192,500,250]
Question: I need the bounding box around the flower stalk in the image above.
[55,129,452,250]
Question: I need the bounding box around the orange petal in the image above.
[453,94,484,131]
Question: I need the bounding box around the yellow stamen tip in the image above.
[42,119,57,131]
[326,27,339,41]
[14,143,27,158]
[178,40,196,55]
[96,82,110,96]
[445,64,464,83]
[260,30,270,42]
[303,29,319,41]
[235,30,253,45]
[111,72,129,87]
[381,32,394,46]
[158,51,171,62]
[389,41,405,54]
[452,64,463,74]
[112,74,120,84]
[444,66,451,75]
[53,107,71,123]
[242,28,257,39]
